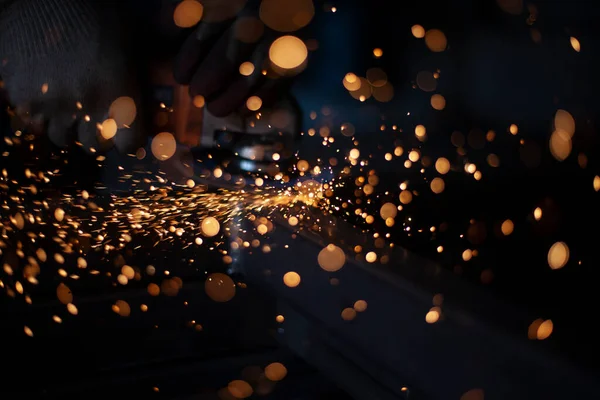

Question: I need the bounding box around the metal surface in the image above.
[231,207,600,399]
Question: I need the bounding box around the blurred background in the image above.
[1,0,600,399]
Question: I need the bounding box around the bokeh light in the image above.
[399,190,413,204]
[554,109,575,137]
[425,307,440,323]
[537,319,554,340]
[411,24,425,38]
[365,251,377,263]
[415,124,426,138]
[246,96,263,111]
[114,300,131,317]
[550,130,572,161]
[283,271,301,287]
[501,219,514,235]
[269,36,308,70]
[318,244,346,272]
[570,36,581,52]
[193,95,205,108]
[354,300,368,312]
[173,0,204,28]
[380,202,397,219]
[239,61,255,76]
[430,94,446,110]
[201,217,220,237]
[109,96,137,127]
[228,380,253,399]
[435,157,450,174]
[341,307,357,321]
[56,283,72,304]
[416,71,437,92]
[265,362,288,381]
[430,177,445,194]
[205,273,235,302]
[100,118,117,140]
[151,132,177,161]
[366,68,387,87]
[372,82,394,102]
[548,242,569,270]
[425,29,447,52]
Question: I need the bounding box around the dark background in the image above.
[2,0,600,398]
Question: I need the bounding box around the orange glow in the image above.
[283,271,301,287]
[430,177,445,194]
[366,68,387,87]
[425,29,447,52]
[501,219,514,235]
[193,95,205,108]
[269,36,308,70]
[529,318,554,340]
[174,0,204,28]
[201,217,220,237]
[415,124,426,138]
[354,300,368,312]
[380,203,397,219]
[228,380,253,399]
[341,307,357,321]
[246,96,263,111]
[56,283,73,304]
[399,190,413,204]
[425,308,440,323]
[318,244,346,272]
[537,319,553,339]
[411,24,425,38]
[109,96,137,127]
[151,132,177,161]
[239,61,255,76]
[550,129,572,161]
[570,36,581,52]
[435,157,450,174]
[205,273,235,302]
[430,94,446,110]
[265,362,288,381]
[100,118,118,140]
[554,109,575,137]
[548,242,569,270]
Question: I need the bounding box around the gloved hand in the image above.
[161,0,310,180]
[0,0,143,153]
[172,0,311,118]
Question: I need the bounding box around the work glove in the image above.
[166,0,309,179]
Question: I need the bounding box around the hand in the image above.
[164,0,310,178]
[172,0,310,118]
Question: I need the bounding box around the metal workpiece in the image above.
[230,209,599,400]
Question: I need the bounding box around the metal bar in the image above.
[232,208,600,399]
